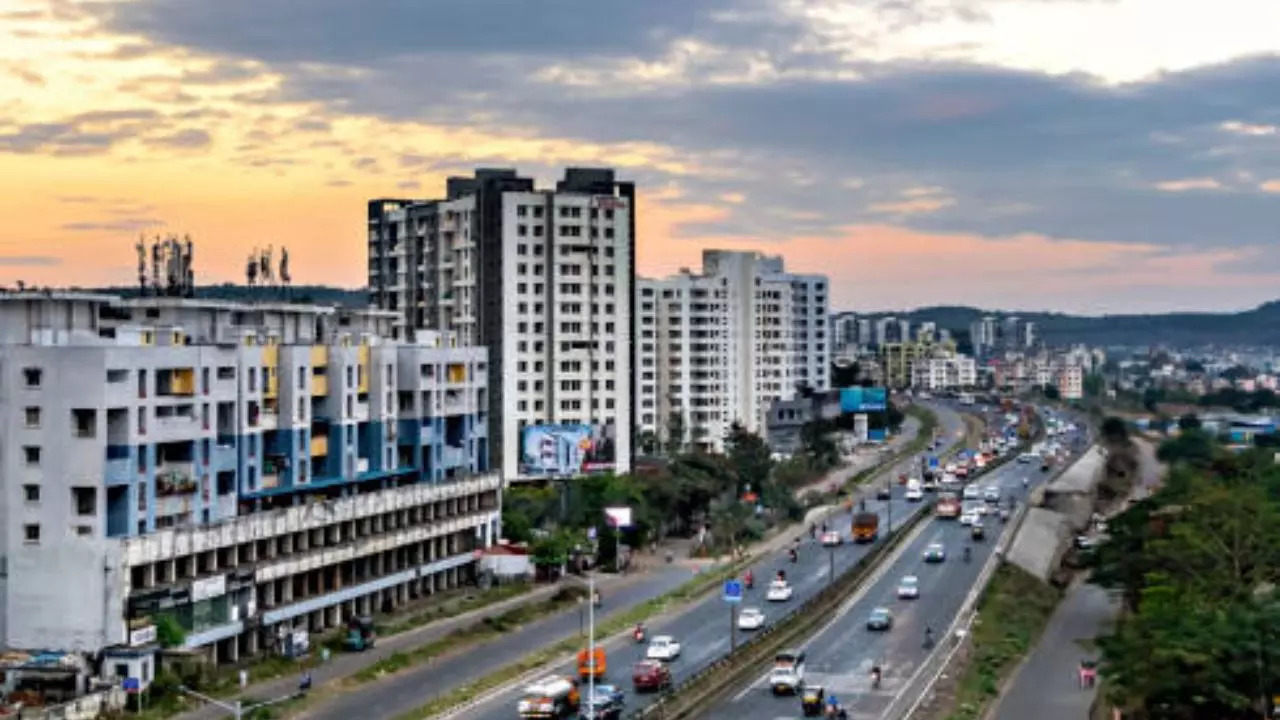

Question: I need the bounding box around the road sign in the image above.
[722,579,743,603]
[122,677,141,693]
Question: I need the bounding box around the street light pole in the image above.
[828,544,835,584]
[588,574,596,707]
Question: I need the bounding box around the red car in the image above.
[632,660,672,692]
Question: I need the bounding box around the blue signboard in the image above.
[122,677,141,693]
[840,387,888,413]
[928,456,939,468]
[723,580,743,603]
[868,428,887,442]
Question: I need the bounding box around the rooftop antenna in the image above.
[150,236,162,296]
[278,246,291,301]
[246,247,260,287]
[183,235,195,298]
[136,236,147,296]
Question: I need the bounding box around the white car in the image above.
[960,510,979,526]
[766,580,794,602]
[983,486,1001,503]
[737,607,766,630]
[905,487,924,502]
[821,530,843,546]
[897,575,920,599]
[646,635,682,661]
[963,485,981,501]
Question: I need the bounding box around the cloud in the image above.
[0,255,61,267]
[1261,180,1280,193]
[396,180,420,190]
[1154,177,1222,192]
[61,218,166,233]
[89,0,1280,256]
[294,118,331,132]
[0,109,165,156]
[144,128,212,149]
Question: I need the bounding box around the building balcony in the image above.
[155,465,197,497]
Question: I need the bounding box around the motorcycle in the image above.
[593,591,602,608]
[870,667,882,690]
[788,548,798,563]
[633,625,646,644]
[745,572,755,590]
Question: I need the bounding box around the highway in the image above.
[705,418,1087,720]
[295,405,950,720]
[455,404,969,720]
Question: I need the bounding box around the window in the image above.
[23,446,40,465]
[72,487,97,516]
[23,524,39,544]
[24,407,40,427]
[73,408,96,437]
[22,367,42,387]
[22,484,39,502]
[106,369,127,383]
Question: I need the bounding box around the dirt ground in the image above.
[907,638,975,720]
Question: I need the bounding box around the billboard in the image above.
[868,428,887,442]
[519,424,616,476]
[840,387,888,413]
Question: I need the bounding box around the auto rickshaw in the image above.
[800,685,826,716]
[344,615,376,651]
[971,523,986,541]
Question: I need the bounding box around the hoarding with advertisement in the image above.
[840,387,888,412]
[519,424,617,476]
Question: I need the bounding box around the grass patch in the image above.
[378,582,534,636]
[943,565,1062,720]
[350,586,588,685]
[390,557,755,720]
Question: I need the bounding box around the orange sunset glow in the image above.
[3,0,1280,312]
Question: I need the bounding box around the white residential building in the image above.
[910,354,978,391]
[636,251,829,453]
[369,168,634,481]
[0,292,499,668]
[1058,363,1085,400]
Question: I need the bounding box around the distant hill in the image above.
[856,302,1280,348]
[85,283,368,308]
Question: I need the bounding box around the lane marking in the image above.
[729,515,937,703]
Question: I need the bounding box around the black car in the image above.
[579,691,625,719]
[876,486,892,500]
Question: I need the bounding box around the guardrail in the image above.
[629,408,995,719]
[631,506,933,719]
[885,415,1091,720]
[420,408,956,720]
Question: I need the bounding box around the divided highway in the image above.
[705,420,1088,720]
[455,405,969,720]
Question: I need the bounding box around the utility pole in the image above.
[828,544,835,584]
[587,574,596,707]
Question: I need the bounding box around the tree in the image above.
[831,362,859,388]
[154,613,187,649]
[1177,413,1202,431]
[636,430,660,457]
[1042,383,1061,401]
[1084,372,1106,398]
[1090,429,1280,718]
[1156,429,1216,468]
[665,412,686,457]
[1101,416,1130,445]
[799,419,840,470]
[724,422,773,493]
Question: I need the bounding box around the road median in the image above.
[390,407,952,720]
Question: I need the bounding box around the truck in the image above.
[577,646,606,681]
[935,492,961,519]
[852,512,880,543]
[518,676,581,719]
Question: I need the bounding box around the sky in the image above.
[2,0,1280,314]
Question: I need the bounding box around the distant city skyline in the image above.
[3,0,1280,314]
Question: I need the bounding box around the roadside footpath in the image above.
[986,438,1163,720]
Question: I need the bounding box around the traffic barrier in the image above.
[629,409,1000,720]
[629,505,933,719]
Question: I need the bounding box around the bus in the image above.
[935,492,961,519]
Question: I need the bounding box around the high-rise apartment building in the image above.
[368,168,635,481]
[0,292,499,666]
[635,251,829,452]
